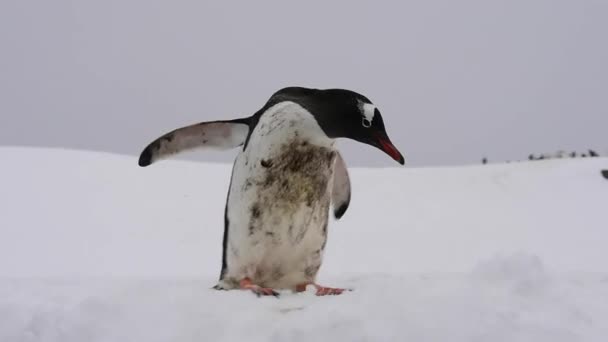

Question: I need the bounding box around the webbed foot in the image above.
[295,283,351,296]
[240,278,280,298]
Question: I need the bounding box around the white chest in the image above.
[223,102,337,287]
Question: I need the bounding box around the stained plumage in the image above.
[138,87,404,296]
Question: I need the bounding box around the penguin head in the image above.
[269,87,405,165]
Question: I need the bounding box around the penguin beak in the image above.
[372,132,405,165]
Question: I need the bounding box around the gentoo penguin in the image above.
[138,87,404,296]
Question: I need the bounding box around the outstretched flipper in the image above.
[138,118,250,167]
[331,152,351,219]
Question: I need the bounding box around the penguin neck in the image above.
[250,101,336,151]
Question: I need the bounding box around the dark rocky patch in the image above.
[602,170,608,179]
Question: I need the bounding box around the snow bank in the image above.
[1,147,607,341]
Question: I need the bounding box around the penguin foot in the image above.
[295,283,350,296]
[315,286,346,296]
[212,280,233,291]
[239,278,280,298]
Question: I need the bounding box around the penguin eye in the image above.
[362,117,372,128]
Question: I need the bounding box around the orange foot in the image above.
[240,278,280,298]
[295,283,349,296]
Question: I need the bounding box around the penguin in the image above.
[138,87,404,296]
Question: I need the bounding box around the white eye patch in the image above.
[359,102,376,128]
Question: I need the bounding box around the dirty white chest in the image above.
[224,102,337,288]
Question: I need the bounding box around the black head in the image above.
[266,87,405,165]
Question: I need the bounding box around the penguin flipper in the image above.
[138,118,250,167]
[331,152,351,219]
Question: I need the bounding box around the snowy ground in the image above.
[1,147,607,341]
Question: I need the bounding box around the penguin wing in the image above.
[138,118,250,167]
[331,152,351,219]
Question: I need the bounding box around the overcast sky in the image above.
[1,0,606,167]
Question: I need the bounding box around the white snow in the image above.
[1,146,607,341]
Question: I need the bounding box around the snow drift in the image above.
[1,147,607,341]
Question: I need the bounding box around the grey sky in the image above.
[1,0,606,167]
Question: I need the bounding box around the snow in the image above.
[1,146,607,341]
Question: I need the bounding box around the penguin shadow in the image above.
[211,285,354,299]
[277,306,306,314]
[269,287,355,315]
[210,285,356,316]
